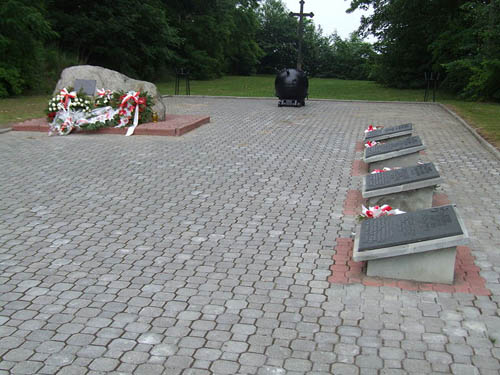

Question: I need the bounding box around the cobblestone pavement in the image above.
[1,97,499,375]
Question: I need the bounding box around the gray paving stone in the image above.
[284,358,312,372]
[89,357,120,372]
[210,360,240,374]
[2,97,500,375]
[331,363,360,374]
[355,355,383,369]
[3,348,34,361]
[403,358,432,372]
[9,361,43,374]
[135,364,166,375]
[451,363,480,375]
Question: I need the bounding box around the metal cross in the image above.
[289,0,314,71]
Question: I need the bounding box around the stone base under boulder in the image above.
[11,115,210,137]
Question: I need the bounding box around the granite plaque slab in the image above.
[365,163,440,192]
[358,205,463,252]
[365,123,413,140]
[368,153,424,173]
[74,79,97,96]
[365,136,423,159]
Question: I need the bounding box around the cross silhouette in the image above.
[289,0,314,70]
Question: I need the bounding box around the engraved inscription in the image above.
[358,205,463,251]
[365,136,423,158]
[365,123,412,139]
[365,163,440,191]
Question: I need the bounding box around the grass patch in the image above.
[156,75,276,98]
[157,75,458,102]
[443,100,500,148]
[1,76,498,149]
[0,95,50,129]
[158,75,498,148]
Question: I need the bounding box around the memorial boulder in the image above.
[54,65,166,120]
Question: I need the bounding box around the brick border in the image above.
[343,190,365,216]
[11,114,210,137]
[432,193,451,207]
[352,160,369,176]
[355,141,364,152]
[338,186,489,295]
[328,238,491,295]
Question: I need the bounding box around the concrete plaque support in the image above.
[366,247,457,284]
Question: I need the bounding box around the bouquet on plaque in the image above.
[358,205,405,221]
[364,124,382,133]
[364,140,379,148]
[370,167,400,174]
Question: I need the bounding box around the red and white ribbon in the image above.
[97,88,113,100]
[364,125,378,133]
[59,88,76,109]
[365,140,378,148]
[119,91,140,136]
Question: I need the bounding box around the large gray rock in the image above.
[54,65,166,120]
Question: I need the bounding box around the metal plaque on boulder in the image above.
[365,136,423,159]
[365,163,440,192]
[365,123,412,141]
[74,79,97,96]
[358,205,463,252]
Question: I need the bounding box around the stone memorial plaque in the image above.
[74,79,97,96]
[365,163,440,192]
[365,123,412,140]
[358,205,463,252]
[365,136,423,159]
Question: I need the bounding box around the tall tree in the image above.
[436,0,500,99]
[349,0,500,99]
[46,0,179,80]
[318,32,375,80]
[256,0,298,73]
[349,0,448,88]
[167,0,263,78]
[227,0,264,75]
[0,0,55,97]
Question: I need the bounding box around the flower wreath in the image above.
[46,88,92,121]
[46,88,154,136]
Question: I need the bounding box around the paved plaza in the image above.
[1,97,499,374]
